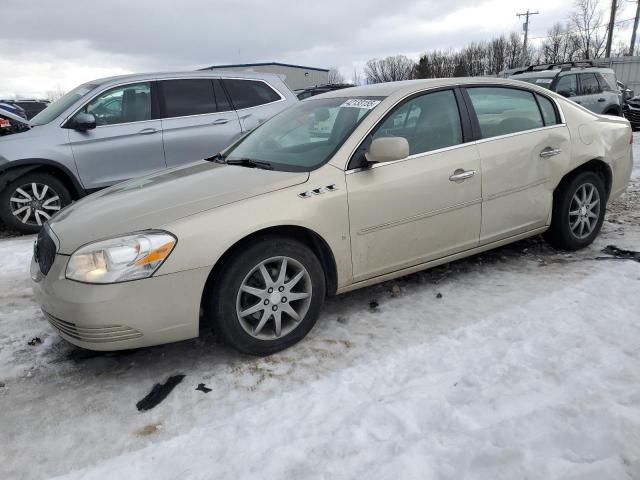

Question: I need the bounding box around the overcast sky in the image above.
[0,0,638,98]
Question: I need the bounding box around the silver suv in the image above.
[510,62,622,116]
[0,71,298,233]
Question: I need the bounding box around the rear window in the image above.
[161,79,217,117]
[222,79,281,109]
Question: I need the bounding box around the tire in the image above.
[544,170,606,250]
[0,172,71,234]
[208,235,326,355]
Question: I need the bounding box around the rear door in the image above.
[221,78,287,130]
[578,73,604,113]
[159,78,242,167]
[464,86,571,244]
[68,81,166,189]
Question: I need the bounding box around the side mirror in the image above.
[558,90,572,98]
[364,137,410,165]
[69,112,96,131]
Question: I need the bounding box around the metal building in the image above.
[594,56,640,93]
[200,62,329,90]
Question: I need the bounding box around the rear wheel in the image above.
[0,172,71,234]
[208,236,326,355]
[544,171,606,250]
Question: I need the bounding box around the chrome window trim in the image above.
[345,123,567,175]
[59,76,286,128]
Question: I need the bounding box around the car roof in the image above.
[88,70,285,88]
[314,77,551,99]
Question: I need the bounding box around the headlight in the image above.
[65,231,176,284]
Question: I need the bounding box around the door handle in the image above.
[539,147,562,158]
[598,98,606,102]
[212,118,229,125]
[449,169,476,183]
[138,127,157,135]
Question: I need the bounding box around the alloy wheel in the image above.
[236,256,312,340]
[9,182,62,226]
[568,182,600,239]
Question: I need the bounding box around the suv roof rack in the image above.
[512,60,595,76]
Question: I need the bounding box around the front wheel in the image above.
[209,236,326,355]
[0,172,71,234]
[544,171,606,250]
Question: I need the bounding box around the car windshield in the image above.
[224,96,383,171]
[514,77,554,89]
[31,83,99,125]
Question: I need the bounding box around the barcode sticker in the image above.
[340,99,381,109]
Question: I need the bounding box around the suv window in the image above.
[161,79,217,117]
[580,73,602,95]
[222,79,281,109]
[372,89,463,155]
[467,87,543,138]
[535,94,559,126]
[81,82,151,126]
[556,75,578,97]
[597,72,616,91]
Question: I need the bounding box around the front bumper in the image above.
[31,254,211,351]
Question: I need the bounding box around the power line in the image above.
[527,16,636,41]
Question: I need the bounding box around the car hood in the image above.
[49,161,309,254]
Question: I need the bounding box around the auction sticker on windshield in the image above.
[340,99,381,109]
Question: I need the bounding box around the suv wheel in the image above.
[209,236,325,355]
[0,172,71,234]
[544,171,606,250]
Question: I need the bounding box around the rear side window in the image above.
[535,94,559,126]
[580,73,602,95]
[213,79,232,112]
[466,87,543,139]
[161,79,217,117]
[223,79,281,109]
[372,89,463,155]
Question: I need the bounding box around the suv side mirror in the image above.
[364,136,410,165]
[558,90,572,98]
[69,112,96,131]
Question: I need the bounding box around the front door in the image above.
[68,82,166,189]
[464,86,571,244]
[159,78,243,167]
[346,89,482,282]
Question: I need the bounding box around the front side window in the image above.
[467,87,543,139]
[556,75,578,97]
[371,89,463,155]
[225,96,380,171]
[79,82,151,126]
[580,73,602,95]
[223,79,281,109]
[599,72,617,91]
[161,79,217,117]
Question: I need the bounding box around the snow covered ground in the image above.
[1,140,639,480]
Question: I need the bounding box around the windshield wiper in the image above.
[225,158,274,170]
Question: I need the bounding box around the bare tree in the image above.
[327,68,346,84]
[540,22,581,63]
[364,55,415,84]
[45,84,66,101]
[570,0,607,59]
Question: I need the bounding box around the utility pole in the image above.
[605,0,617,58]
[631,0,640,56]
[517,9,539,66]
